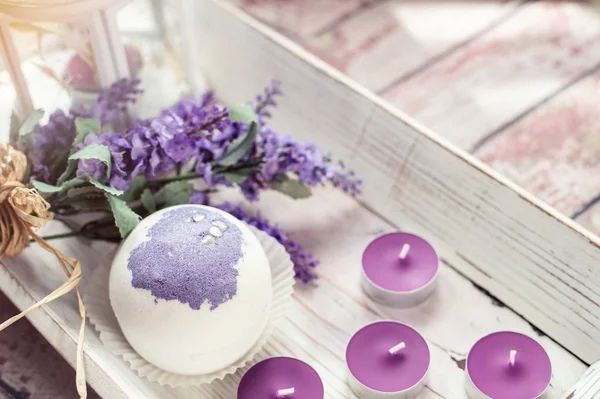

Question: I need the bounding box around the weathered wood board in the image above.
[226,0,379,40]
[475,68,600,221]
[307,0,520,92]
[234,0,600,240]
[0,292,101,398]
[576,201,600,239]
[381,1,600,150]
[561,362,600,399]
[191,0,600,364]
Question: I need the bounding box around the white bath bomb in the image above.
[109,204,272,375]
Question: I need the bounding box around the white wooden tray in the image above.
[1,0,599,397]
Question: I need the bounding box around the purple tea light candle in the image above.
[237,357,324,399]
[465,332,552,399]
[362,232,439,307]
[346,321,430,399]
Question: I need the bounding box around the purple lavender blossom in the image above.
[234,81,362,201]
[189,190,210,205]
[75,133,108,180]
[238,174,267,202]
[330,167,363,197]
[26,79,142,183]
[217,202,318,283]
[27,110,76,182]
[72,78,143,125]
[255,80,282,123]
[164,133,196,163]
[99,102,231,190]
[68,79,361,198]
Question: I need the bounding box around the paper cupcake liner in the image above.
[85,225,295,388]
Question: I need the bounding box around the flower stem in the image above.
[146,172,200,186]
[186,112,229,136]
[34,231,81,242]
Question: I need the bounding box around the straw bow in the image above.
[0,143,87,398]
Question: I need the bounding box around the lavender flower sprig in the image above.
[217,202,318,282]
[21,78,142,184]
[17,79,361,282]
[72,78,143,125]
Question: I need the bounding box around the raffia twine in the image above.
[0,143,87,398]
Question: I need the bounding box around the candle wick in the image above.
[388,341,406,355]
[399,244,411,261]
[277,387,295,398]
[509,350,517,367]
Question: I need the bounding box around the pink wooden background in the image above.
[3,0,600,397]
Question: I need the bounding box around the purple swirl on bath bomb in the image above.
[127,207,243,310]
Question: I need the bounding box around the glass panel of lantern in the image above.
[115,0,198,118]
[0,0,193,125]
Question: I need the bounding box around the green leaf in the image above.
[74,117,101,145]
[20,132,35,151]
[141,188,156,213]
[270,177,312,199]
[15,109,43,150]
[70,198,109,212]
[69,144,112,178]
[56,162,76,186]
[61,177,85,190]
[19,109,44,137]
[106,194,141,238]
[66,186,110,211]
[120,175,146,203]
[229,104,257,123]
[223,172,250,184]
[89,177,124,196]
[32,177,84,193]
[67,185,102,198]
[154,181,194,208]
[58,144,112,185]
[56,119,103,184]
[9,112,20,143]
[32,180,63,193]
[217,122,258,167]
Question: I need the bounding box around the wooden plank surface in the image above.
[576,200,600,239]
[474,68,600,220]
[561,362,600,399]
[381,1,600,150]
[192,0,600,365]
[0,187,587,398]
[226,0,379,40]
[306,0,520,92]
[0,292,101,399]
[235,0,600,238]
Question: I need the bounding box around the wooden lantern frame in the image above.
[0,0,131,118]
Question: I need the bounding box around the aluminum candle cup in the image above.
[346,321,430,399]
[362,233,439,307]
[465,332,552,399]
